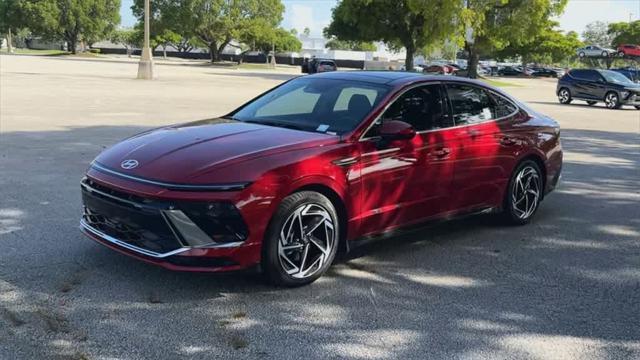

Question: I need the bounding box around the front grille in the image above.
[81,179,183,254]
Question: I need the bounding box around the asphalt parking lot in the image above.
[1,55,639,360]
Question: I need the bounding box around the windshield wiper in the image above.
[242,119,306,131]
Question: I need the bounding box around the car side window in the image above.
[364,84,451,137]
[490,92,518,118]
[584,70,603,82]
[446,84,495,125]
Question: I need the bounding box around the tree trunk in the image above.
[521,57,528,76]
[405,45,415,71]
[67,34,77,54]
[7,28,13,53]
[466,43,480,79]
[209,45,217,62]
[162,45,167,59]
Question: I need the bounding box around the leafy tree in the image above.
[154,29,181,58]
[238,23,301,64]
[497,22,582,69]
[18,0,120,54]
[290,28,297,35]
[608,20,640,47]
[324,37,377,51]
[110,28,138,56]
[302,27,310,36]
[0,0,23,52]
[326,0,461,70]
[461,0,567,78]
[134,0,284,63]
[582,21,613,47]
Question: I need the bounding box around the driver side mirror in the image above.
[379,120,416,141]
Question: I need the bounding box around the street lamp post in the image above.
[137,0,154,79]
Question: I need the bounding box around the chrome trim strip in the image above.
[80,219,244,258]
[91,162,251,191]
[80,219,190,258]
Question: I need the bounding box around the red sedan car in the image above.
[81,72,562,286]
[617,44,640,57]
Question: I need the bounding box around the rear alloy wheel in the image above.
[618,51,625,57]
[263,191,339,286]
[604,92,621,109]
[558,88,572,104]
[602,51,609,57]
[503,161,543,225]
[586,101,597,106]
[578,52,585,58]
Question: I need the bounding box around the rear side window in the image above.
[490,92,518,118]
[446,84,495,125]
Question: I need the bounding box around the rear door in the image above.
[444,83,522,211]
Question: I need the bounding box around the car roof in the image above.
[306,70,479,86]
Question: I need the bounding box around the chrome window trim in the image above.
[80,219,244,259]
[358,80,521,142]
[91,162,251,191]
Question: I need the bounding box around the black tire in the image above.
[262,191,339,287]
[586,101,597,106]
[602,51,609,57]
[618,51,625,57]
[635,106,640,110]
[604,91,621,109]
[502,160,543,225]
[558,88,572,104]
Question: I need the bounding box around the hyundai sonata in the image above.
[80,71,563,286]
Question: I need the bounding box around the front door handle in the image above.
[431,148,451,158]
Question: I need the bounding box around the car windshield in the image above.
[599,70,634,84]
[230,77,391,135]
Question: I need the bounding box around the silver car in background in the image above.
[577,45,617,58]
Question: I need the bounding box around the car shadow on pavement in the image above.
[1,125,638,359]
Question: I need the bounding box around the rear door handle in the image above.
[500,137,517,146]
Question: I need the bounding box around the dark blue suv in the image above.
[556,69,640,109]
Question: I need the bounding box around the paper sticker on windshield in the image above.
[316,124,330,132]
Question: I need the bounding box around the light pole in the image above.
[137,0,154,79]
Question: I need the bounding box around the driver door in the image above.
[355,83,456,236]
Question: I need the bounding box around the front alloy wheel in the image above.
[503,161,542,225]
[604,92,620,109]
[263,191,339,286]
[558,88,572,104]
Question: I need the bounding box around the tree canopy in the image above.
[608,20,640,46]
[325,0,461,70]
[324,38,377,52]
[133,0,285,62]
[582,21,614,47]
[12,0,120,53]
[460,0,567,77]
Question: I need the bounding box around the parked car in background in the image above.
[499,66,532,76]
[423,64,456,75]
[576,45,617,58]
[530,67,559,78]
[80,71,563,286]
[612,67,640,82]
[617,44,640,57]
[301,58,337,74]
[557,69,640,109]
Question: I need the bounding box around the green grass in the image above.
[480,78,521,87]
[1,48,69,56]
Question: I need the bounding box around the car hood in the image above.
[93,118,337,184]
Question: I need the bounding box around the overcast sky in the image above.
[120,0,640,38]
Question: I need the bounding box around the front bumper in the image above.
[621,92,640,106]
[80,177,260,272]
